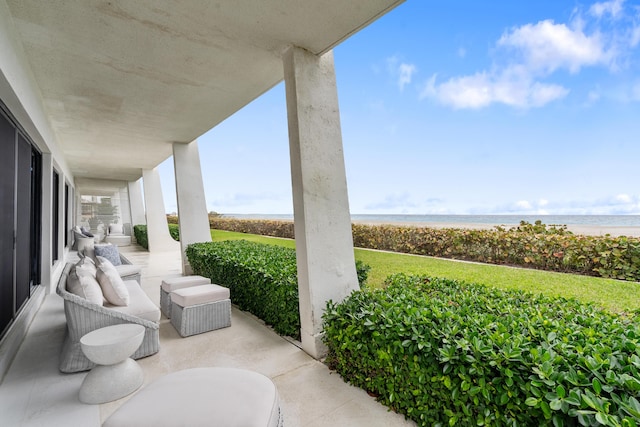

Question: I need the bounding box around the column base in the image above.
[300,329,328,360]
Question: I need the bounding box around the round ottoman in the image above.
[103,367,283,427]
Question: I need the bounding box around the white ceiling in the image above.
[5,0,403,185]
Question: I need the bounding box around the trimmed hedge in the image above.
[323,274,640,426]
[168,223,180,241]
[186,240,370,339]
[133,224,148,249]
[210,217,295,239]
[133,224,179,250]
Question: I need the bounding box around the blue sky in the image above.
[159,0,640,216]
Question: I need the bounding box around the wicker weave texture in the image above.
[160,288,171,318]
[57,262,160,373]
[171,299,231,337]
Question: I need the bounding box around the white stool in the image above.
[160,275,211,318]
[170,284,231,337]
[103,368,283,427]
[79,324,145,404]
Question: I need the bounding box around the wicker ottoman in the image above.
[170,284,231,337]
[103,367,283,427]
[160,275,211,318]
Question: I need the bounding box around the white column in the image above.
[142,168,177,252]
[173,140,211,274]
[128,178,146,227]
[283,47,359,359]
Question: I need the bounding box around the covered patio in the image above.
[0,0,420,424]
[0,244,415,426]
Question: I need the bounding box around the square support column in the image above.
[283,46,359,359]
[142,168,178,252]
[173,140,211,274]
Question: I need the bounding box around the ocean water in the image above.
[226,214,640,227]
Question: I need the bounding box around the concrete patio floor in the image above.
[0,244,416,426]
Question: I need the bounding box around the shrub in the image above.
[133,223,179,250]
[323,274,640,426]
[168,223,180,241]
[210,219,640,281]
[351,220,640,282]
[186,240,370,339]
[133,224,148,249]
[210,218,295,239]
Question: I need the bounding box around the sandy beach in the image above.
[352,220,640,238]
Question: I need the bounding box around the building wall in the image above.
[0,0,75,382]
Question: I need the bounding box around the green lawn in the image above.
[210,229,640,314]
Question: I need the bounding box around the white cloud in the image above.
[387,56,417,91]
[398,63,417,91]
[497,19,612,74]
[420,3,640,110]
[616,193,632,203]
[486,194,640,215]
[421,69,569,109]
[590,0,625,19]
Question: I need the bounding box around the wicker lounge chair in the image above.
[56,258,160,373]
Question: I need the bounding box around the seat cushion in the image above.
[108,281,161,322]
[115,263,141,279]
[170,284,230,307]
[161,275,211,292]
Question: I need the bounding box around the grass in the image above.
[210,229,640,314]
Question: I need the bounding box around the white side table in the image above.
[79,324,145,404]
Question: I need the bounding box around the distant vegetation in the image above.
[205,218,640,282]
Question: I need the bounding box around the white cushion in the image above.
[109,223,124,235]
[96,256,130,306]
[114,264,141,279]
[67,267,103,306]
[75,256,97,277]
[161,275,211,292]
[170,284,230,307]
[108,281,161,322]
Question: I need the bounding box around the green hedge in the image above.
[133,224,148,249]
[208,218,640,281]
[133,224,179,250]
[186,240,370,339]
[323,274,640,426]
[210,218,295,239]
[168,223,180,241]
[351,221,640,282]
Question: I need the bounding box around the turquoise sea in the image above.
[226,214,640,227]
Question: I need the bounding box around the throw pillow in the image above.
[94,243,121,266]
[96,256,130,306]
[75,256,97,277]
[109,223,124,235]
[67,267,103,306]
[80,226,94,238]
